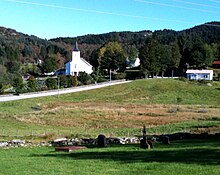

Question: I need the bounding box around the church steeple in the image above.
[73,41,79,51]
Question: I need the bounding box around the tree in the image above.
[40,45,47,59]
[203,44,215,67]
[158,44,172,77]
[73,74,78,87]
[66,75,74,87]
[0,83,4,94]
[127,45,139,67]
[168,41,181,77]
[98,42,126,74]
[5,46,19,61]
[177,35,193,69]
[139,37,161,77]
[5,60,21,73]
[12,77,24,94]
[189,38,215,68]
[22,45,32,57]
[188,37,210,68]
[170,41,181,68]
[90,49,100,71]
[42,54,57,73]
[27,77,38,92]
[0,64,7,76]
[58,75,68,88]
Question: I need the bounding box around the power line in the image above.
[210,0,220,4]
[4,0,220,28]
[173,0,220,9]
[135,0,220,14]
[5,0,192,24]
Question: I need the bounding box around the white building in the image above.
[186,70,213,80]
[133,58,140,67]
[65,42,93,76]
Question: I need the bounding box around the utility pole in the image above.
[110,69,112,83]
[57,76,59,98]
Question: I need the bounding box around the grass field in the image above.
[0,79,220,175]
[0,79,220,139]
[0,139,220,175]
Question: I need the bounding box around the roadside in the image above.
[0,80,131,102]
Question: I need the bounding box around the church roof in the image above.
[73,41,80,51]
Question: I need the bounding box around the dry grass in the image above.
[1,79,220,138]
[11,102,220,131]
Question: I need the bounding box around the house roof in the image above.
[213,60,220,65]
[186,70,213,74]
[79,57,93,68]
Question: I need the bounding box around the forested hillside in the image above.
[0,21,219,87]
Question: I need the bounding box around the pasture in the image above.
[0,79,219,139]
[0,79,220,174]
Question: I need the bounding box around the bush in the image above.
[125,70,145,80]
[66,75,74,87]
[97,76,108,83]
[112,73,126,80]
[27,78,38,92]
[12,77,24,94]
[45,78,57,90]
[58,75,68,88]
[198,80,210,84]
[176,77,188,82]
[73,74,78,87]
[78,72,94,85]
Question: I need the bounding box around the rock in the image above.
[161,136,170,144]
[0,142,8,147]
[97,134,107,147]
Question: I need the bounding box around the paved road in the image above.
[0,81,131,102]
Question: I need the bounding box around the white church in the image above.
[65,42,93,76]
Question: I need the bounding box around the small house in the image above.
[186,70,213,80]
[212,60,220,68]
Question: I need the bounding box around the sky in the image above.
[0,0,220,39]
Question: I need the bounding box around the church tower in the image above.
[72,41,80,62]
[71,41,80,75]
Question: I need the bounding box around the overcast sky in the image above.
[0,0,220,39]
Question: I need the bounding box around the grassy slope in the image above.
[1,79,220,112]
[0,79,220,175]
[0,79,220,138]
[0,139,220,175]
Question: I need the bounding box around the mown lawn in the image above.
[0,139,220,175]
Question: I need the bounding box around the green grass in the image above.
[1,79,220,113]
[0,79,220,174]
[0,79,220,139]
[0,139,220,175]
